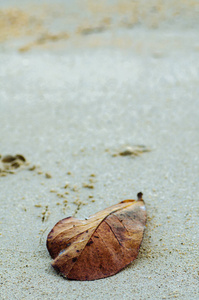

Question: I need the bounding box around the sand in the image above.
[0,1,199,299]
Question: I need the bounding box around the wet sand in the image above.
[0,1,199,299]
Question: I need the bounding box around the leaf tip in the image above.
[137,192,143,200]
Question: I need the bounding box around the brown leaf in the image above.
[1,155,16,163]
[112,145,151,157]
[119,145,151,156]
[46,192,147,281]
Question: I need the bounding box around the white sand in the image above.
[0,1,199,299]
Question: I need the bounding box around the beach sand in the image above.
[0,1,199,299]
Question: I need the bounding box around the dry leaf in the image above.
[1,155,16,163]
[46,192,147,281]
[0,154,27,176]
[112,145,151,157]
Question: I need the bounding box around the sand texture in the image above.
[0,1,199,299]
